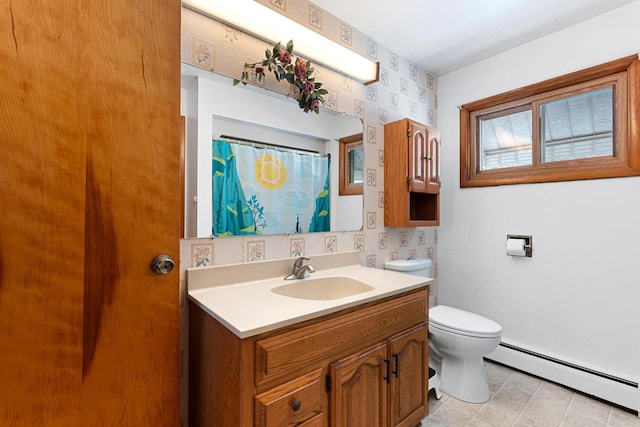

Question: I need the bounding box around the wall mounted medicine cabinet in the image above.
[384,118,441,227]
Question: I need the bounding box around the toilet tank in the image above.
[384,258,432,277]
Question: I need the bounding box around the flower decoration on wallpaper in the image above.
[234,40,327,114]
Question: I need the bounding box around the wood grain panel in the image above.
[255,290,427,386]
[78,0,181,424]
[1,0,181,424]
[0,1,85,425]
[254,368,324,427]
[628,60,640,171]
[384,118,440,227]
[388,323,429,427]
[330,342,389,427]
[384,119,410,227]
[189,302,256,427]
[298,413,324,427]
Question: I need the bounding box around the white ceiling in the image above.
[311,0,639,76]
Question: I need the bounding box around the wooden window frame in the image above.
[460,55,640,187]
[339,133,364,195]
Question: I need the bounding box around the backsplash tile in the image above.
[324,235,337,253]
[247,240,265,262]
[290,237,305,257]
[367,254,376,267]
[191,243,213,268]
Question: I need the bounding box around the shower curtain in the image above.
[212,140,330,236]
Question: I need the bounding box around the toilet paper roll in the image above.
[506,238,526,256]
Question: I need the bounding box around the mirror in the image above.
[181,64,364,238]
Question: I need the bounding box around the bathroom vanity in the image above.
[187,252,432,427]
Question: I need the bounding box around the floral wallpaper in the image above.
[179,2,439,423]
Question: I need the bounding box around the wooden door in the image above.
[330,342,389,427]
[408,120,428,193]
[426,128,441,194]
[388,324,429,427]
[0,0,181,425]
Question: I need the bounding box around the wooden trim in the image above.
[180,115,186,238]
[461,55,637,111]
[338,133,363,196]
[628,59,640,170]
[254,368,324,427]
[364,61,380,86]
[461,56,640,188]
[255,289,427,386]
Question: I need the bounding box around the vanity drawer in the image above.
[254,369,324,427]
[255,289,427,386]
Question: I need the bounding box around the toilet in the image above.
[384,258,502,404]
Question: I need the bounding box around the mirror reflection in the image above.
[181,64,364,237]
[339,134,364,196]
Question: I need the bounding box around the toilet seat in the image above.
[429,305,502,339]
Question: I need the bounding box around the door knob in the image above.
[150,254,175,275]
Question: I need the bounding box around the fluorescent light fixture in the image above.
[182,0,379,84]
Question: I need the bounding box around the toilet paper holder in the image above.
[506,235,532,257]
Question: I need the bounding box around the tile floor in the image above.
[422,361,640,426]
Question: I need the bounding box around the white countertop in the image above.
[187,256,432,339]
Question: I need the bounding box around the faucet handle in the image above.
[293,256,310,267]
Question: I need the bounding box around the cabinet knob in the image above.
[291,399,302,411]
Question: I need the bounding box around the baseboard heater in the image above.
[498,342,638,388]
[489,341,639,411]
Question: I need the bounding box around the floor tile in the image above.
[422,361,640,427]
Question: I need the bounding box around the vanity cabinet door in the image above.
[388,323,429,427]
[254,369,324,427]
[330,342,389,427]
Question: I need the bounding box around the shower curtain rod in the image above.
[218,134,328,157]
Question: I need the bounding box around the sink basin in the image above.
[271,276,374,301]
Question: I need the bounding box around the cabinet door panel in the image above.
[426,128,440,193]
[388,323,428,427]
[408,121,428,192]
[331,342,389,427]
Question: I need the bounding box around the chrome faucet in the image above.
[285,256,316,280]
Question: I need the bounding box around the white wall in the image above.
[437,1,640,408]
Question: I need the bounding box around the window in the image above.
[339,133,364,195]
[460,55,640,187]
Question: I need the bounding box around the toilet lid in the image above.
[429,305,502,338]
